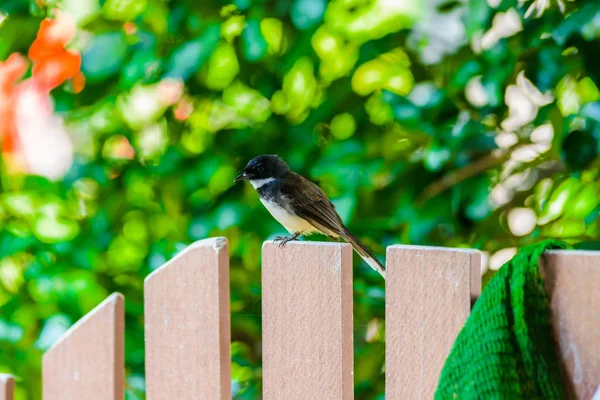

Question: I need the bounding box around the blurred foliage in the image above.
[1,0,600,399]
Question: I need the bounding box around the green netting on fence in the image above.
[436,240,569,399]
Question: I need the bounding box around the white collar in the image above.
[250,177,275,189]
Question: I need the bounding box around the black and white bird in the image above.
[234,154,385,278]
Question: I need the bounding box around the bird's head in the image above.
[234,154,290,183]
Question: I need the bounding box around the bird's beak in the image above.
[234,172,247,183]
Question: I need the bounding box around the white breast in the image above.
[259,197,317,234]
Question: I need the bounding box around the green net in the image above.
[436,240,569,399]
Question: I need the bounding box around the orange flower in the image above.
[0,10,79,178]
[72,72,86,93]
[28,10,76,61]
[174,97,194,121]
[111,135,136,160]
[0,53,28,93]
[0,53,28,154]
[28,10,83,91]
[32,49,81,91]
[123,22,137,35]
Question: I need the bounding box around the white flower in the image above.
[480,8,523,50]
[14,82,73,180]
[489,248,517,270]
[530,123,554,143]
[465,76,489,108]
[501,71,553,132]
[407,0,467,65]
[508,207,537,236]
[118,79,183,130]
[136,120,168,160]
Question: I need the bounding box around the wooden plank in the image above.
[386,245,481,399]
[145,238,231,400]
[262,241,353,400]
[0,374,14,400]
[540,250,600,399]
[42,293,124,400]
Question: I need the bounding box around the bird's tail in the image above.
[341,227,386,279]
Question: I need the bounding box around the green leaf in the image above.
[82,32,128,82]
[164,25,221,79]
[102,0,147,21]
[242,20,268,62]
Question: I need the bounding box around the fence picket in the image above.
[144,238,231,399]
[385,245,481,399]
[0,374,14,400]
[541,250,600,399]
[262,241,354,400]
[42,293,124,400]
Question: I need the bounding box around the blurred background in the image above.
[0,0,599,398]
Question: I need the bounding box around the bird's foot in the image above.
[274,232,301,248]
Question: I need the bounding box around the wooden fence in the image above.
[5,239,599,399]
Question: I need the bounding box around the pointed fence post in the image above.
[386,245,481,399]
[0,374,14,400]
[42,293,124,400]
[144,238,231,400]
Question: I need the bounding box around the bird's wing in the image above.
[279,173,344,237]
[280,173,386,278]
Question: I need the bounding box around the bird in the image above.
[234,154,385,278]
